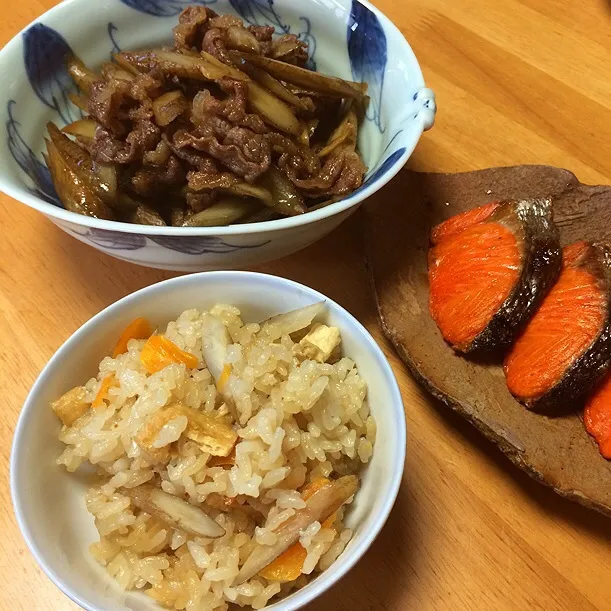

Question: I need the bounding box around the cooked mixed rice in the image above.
[54,303,375,610]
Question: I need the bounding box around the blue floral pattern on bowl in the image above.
[6,101,58,205]
[23,24,80,125]
[347,0,386,132]
[149,235,269,255]
[63,226,270,254]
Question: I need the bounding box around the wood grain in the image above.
[0,1,610,610]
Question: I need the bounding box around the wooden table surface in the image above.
[1,0,610,609]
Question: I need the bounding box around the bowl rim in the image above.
[0,0,428,236]
[10,270,407,611]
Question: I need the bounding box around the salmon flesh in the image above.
[429,199,561,353]
[505,242,611,413]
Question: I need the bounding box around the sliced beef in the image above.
[173,5,217,51]
[202,27,233,64]
[173,119,271,183]
[268,34,308,66]
[88,70,165,164]
[288,147,365,197]
[129,155,185,197]
[91,120,161,165]
[191,81,268,134]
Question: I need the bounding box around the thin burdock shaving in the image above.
[224,24,261,53]
[201,313,231,382]
[259,477,337,581]
[258,166,306,216]
[123,484,226,538]
[187,171,273,204]
[48,122,93,169]
[61,119,97,140]
[67,92,89,113]
[318,106,358,158]
[233,475,358,585]
[47,123,126,214]
[152,90,189,127]
[117,49,248,82]
[66,54,98,94]
[298,118,320,147]
[246,80,302,136]
[260,302,325,340]
[45,136,115,220]
[126,204,167,226]
[100,61,135,83]
[236,57,308,110]
[93,161,118,203]
[237,52,368,99]
[182,196,258,226]
[111,51,142,76]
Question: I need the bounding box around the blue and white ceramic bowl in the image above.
[0,0,435,271]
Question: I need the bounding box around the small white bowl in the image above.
[0,0,435,271]
[11,271,406,611]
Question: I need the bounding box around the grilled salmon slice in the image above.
[429,199,561,353]
[584,374,611,459]
[505,242,611,413]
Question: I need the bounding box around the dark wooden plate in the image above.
[365,165,611,517]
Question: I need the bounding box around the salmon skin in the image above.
[429,198,561,353]
[505,242,611,414]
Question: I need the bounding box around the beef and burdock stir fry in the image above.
[45,6,369,227]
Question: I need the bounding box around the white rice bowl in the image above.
[54,304,376,610]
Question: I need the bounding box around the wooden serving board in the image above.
[365,165,611,517]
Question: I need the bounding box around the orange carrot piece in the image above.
[112,317,152,357]
[92,375,116,409]
[216,364,232,393]
[431,201,499,245]
[140,335,199,374]
[585,375,611,459]
[301,477,331,498]
[259,477,335,582]
[259,543,308,582]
